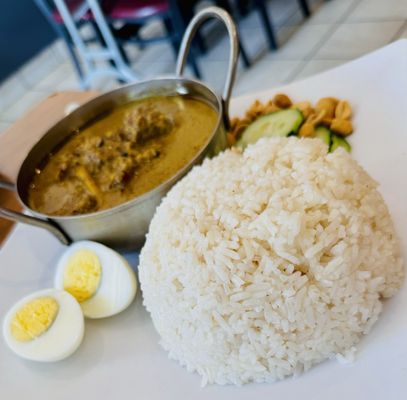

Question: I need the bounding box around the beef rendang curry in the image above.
[28,96,217,216]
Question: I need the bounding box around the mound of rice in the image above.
[139,137,404,385]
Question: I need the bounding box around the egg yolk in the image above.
[63,249,102,303]
[11,297,59,342]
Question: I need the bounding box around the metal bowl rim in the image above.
[16,75,224,221]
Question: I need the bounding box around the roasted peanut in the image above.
[245,100,264,120]
[298,110,326,137]
[273,93,292,108]
[320,116,333,127]
[315,97,338,118]
[227,132,237,145]
[335,100,352,120]
[230,117,240,130]
[307,109,326,126]
[263,100,281,114]
[330,118,353,136]
[237,121,250,134]
[292,101,314,119]
[298,123,315,137]
[231,117,248,131]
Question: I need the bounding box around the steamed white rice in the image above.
[139,137,404,385]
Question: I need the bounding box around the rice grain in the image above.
[139,137,404,385]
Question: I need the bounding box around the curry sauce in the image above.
[28,96,217,216]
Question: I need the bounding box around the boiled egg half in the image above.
[3,288,84,362]
[54,241,137,319]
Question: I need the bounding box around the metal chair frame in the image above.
[34,0,89,86]
[254,0,311,50]
[108,0,202,76]
[34,0,311,89]
[35,0,203,88]
[218,0,311,51]
[52,0,138,88]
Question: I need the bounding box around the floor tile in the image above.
[133,60,175,79]
[0,73,28,111]
[308,0,357,24]
[233,57,303,96]
[130,20,176,63]
[195,59,246,95]
[269,0,302,27]
[122,43,142,63]
[217,5,329,60]
[347,0,407,21]
[98,79,122,93]
[33,63,78,92]
[315,20,404,59]
[293,59,348,80]
[208,0,300,31]
[281,8,308,27]
[137,42,175,64]
[55,70,82,92]
[206,26,267,62]
[0,91,49,123]
[18,46,61,88]
[274,23,332,59]
[236,0,299,29]
[0,121,11,135]
[50,39,71,63]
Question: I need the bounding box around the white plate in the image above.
[1,40,406,400]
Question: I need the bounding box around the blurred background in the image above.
[0,0,406,134]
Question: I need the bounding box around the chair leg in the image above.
[117,43,130,65]
[167,3,201,78]
[297,0,311,18]
[194,32,207,55]
[57,25,88,89]
[175,0,207,54]
[236,0,251,16]
[215,1,251,67]
[33,0,87,88]
[190,55,201,79]
[90,20,128,84]
[65,41,88,89]
[239,40,251,68]
[254,0,278,50]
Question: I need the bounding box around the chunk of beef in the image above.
[98,156,138,191]
[40,179,97,215]
[123,105,173,143]
[97,146,160,191]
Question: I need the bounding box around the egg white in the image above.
[2,288,84,362]
[54,241,137,319]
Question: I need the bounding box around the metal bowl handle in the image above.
[175,6,239,129]
[0,180,71,245]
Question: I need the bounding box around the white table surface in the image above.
[1,39,406,400]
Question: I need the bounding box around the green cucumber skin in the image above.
[235,109,352,153]
[237,109,303,148]
[314,126,331,147]
[330,134,351,152]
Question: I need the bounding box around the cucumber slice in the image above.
[330,134,351,153]
[237,109,303,148]
[314,126,331,147]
